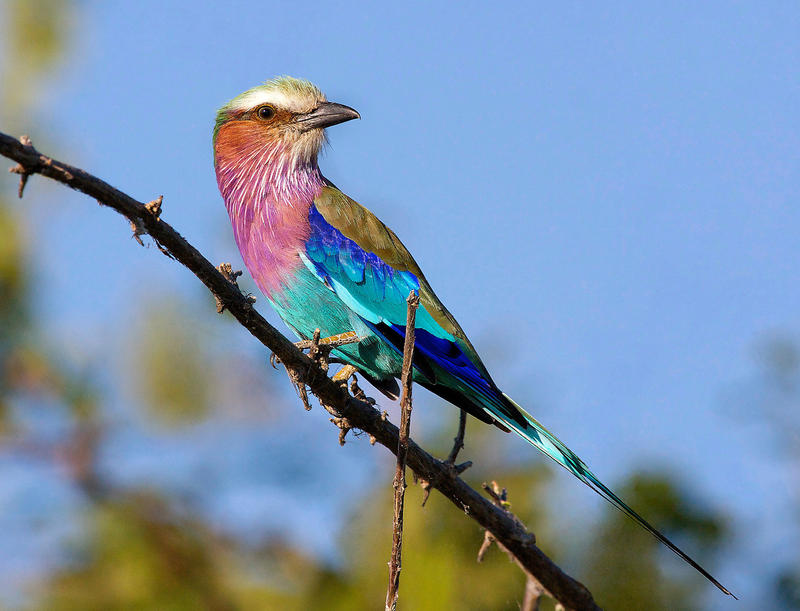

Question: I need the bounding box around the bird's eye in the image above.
[256,105,276,120]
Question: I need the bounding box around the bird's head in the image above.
[213,76,359,170]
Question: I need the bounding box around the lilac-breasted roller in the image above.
[213,77,731,596]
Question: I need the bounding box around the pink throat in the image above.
[214,137,324,294]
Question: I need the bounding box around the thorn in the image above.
[130,218,146,246]
[217,262,243,286]
[153,239,174,259]
[330,416,351,445]
[419,458,471,508]
[9,164,29,198]
[215,263,249,313]
[420,479,433,507]
[477,529,495,563]
[8,135,35,198]
[145,195,163,219]
[305,329,327,372]
[298,384,311,410]
[214,295,225,314]
[454,460,472,475]
[479,480,534,546]
[482,481,510,509]
[286,366,312,411]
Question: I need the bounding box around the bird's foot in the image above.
[332,363,358,384]
[295,330,361,352]
[271,328,341,370]
[331,365,374,404]
[281,330,363,373]
[270,330,373,414]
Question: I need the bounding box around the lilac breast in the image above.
[214,137,324,295]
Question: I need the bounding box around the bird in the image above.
[213,76,733,597]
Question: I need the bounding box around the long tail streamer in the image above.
[496,394,735,598]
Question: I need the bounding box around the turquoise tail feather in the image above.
[498,394,735,598]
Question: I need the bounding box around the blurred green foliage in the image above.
[1,1,739,609]
[0,0,73,433]
[37,492,240,611]
[753,336,800,609]
[129,298,213,427]
[0,202,29,431]
[32,461,556,611]
[1,0,72,122]
[585,473,727,611]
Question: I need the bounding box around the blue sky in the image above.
[6,0,799,605]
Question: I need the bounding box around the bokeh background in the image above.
[1,1,798,609]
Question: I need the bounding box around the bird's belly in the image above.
[269,267,403,379]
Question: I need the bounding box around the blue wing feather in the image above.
[303,205,496,394]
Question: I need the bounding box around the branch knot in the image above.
[215,262,255,313]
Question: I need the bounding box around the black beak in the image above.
[295,102,360,131]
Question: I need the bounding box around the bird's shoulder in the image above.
[312,183,422,277]
[311,183,487,371]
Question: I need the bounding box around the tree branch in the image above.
[0,131,602,611]
[479,481,551,610]
[385,292,419,611]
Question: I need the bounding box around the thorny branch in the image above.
[447,409,468,465]
[385,292,419,611]
[418,409,472,507]
[0,131,601,611]
[478,481,553,611]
